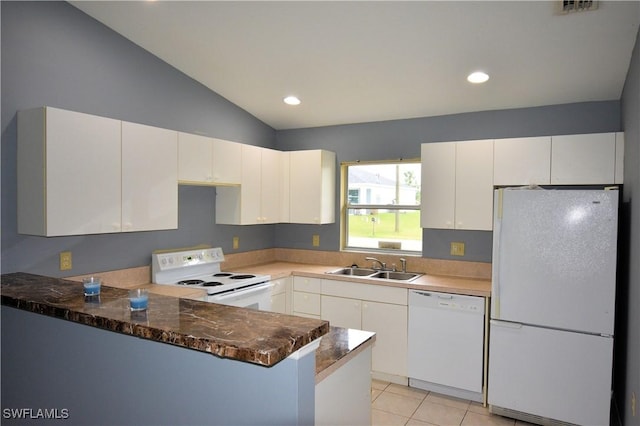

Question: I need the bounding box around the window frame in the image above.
[340,158,422,255]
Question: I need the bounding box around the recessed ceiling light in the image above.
[283,96,301,106]
[467,71,490,84]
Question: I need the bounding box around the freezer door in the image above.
[491,189,618,334]
[488,321,613,426]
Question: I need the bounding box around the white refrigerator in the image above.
[488,188,618,426]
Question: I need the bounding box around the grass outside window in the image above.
[343,160,421,253]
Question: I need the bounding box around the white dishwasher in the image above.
[408,290,485,402]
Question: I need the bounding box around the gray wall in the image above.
[1,1,638,424]
[1,307,316,425]
[275,101,622,262]
[1,1,277,276]
[0,0,626,270]
[619,26,640,426]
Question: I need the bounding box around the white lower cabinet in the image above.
[270,277,292,314]
[321,295,361,329]
[362,300,408,379]
[320,279,408,382]
[292,277,322,319]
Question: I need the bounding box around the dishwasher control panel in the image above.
[409,290,485,314]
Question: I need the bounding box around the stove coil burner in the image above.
[177,279,205,286]
[229,274,256,280]
[202,282,224,287]
[213,273,233,277]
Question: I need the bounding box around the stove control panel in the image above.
[153,247,224,271]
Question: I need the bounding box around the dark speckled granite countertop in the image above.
[1,272,330,367]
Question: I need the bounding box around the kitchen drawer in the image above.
[293,276,322,294]
[293,291,321,315]
[322,279,407,305]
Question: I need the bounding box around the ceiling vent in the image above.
[560,0,599,14]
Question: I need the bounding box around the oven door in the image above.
[209,282,273,311]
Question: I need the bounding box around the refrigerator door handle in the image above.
[492,188,504,318]
[490,319,523,329]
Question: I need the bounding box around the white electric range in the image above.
[151,247,272,310]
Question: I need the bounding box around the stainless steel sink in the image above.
[326,267,377,277]
[370,271,422,281]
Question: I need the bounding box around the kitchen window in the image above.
[342,160,421,253]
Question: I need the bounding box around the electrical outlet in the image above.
[232,237,239,250]
[312,235,320,247]
[450,242,465,256]
[59,251,72,271]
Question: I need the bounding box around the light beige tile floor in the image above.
[371,380,534,426]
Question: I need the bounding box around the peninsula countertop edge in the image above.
[0,272,330,368]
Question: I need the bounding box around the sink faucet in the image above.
[365,257,386,270]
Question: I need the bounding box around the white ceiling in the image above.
[70,1,640,130]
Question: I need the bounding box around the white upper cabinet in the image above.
[421,142,456,229]
[494,137,551,186]
[421,140,494,230]
[18,107,122,236]
[121,121,178,232]
[178,132,241,185]
[260,147,283,224]
[615,132,624,184]
[455,140,494,230]
[17,107,179,236]
[551,133,617,184]
[215,145,283,224]
[280,152,291,223]
[212,138,242,184]
[289,150,336,224]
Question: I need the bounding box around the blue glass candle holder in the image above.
[129,289,149,311]
[82,277,101,296]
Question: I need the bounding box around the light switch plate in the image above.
[312,235,320,247]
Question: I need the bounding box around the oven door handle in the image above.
[212,282,273,301]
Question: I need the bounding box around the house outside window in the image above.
[342,160,421,253]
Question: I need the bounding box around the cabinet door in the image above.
[42,107,121,236]
[321,295,362,330]
[212,138,242,184]
[362,301,408,377]
[455,140,494,230]
[293,292,321,316]
[290,150,335,224]
[177,132,213,183]
[260,147,282,223]
[551,133,616,184]
[122,122,178,232]
[493,137,551,186]
[240,144,263,224]
[615,132,624,184]
[280,152,291,223]
[420,142,455,228]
